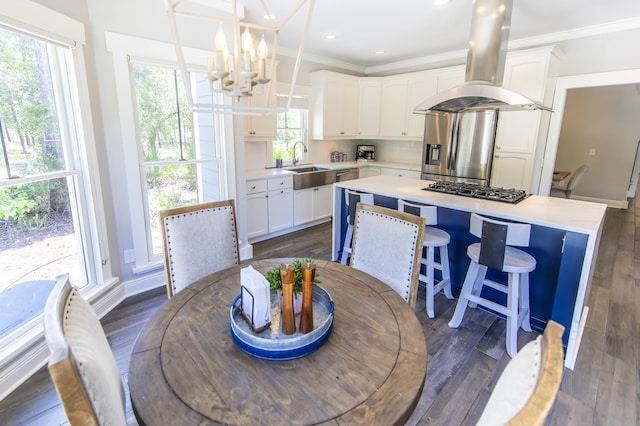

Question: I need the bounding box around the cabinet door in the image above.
[405,75,438,138]
[437,66,465,93]
[246,192,269,239]
[491,153,533,191]
[340,79,359,137]
[293,188,315,225]
[243,81,277,139]
[314,185,333,220]
[359,167,381,178]
[380,78,408,137]
[268,188,294,232]
[357,80,381,138]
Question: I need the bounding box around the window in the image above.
[274,108,307,164]
[0,25,107,340]
[132,62,226,258]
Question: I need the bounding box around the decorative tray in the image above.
[229,285,334,360]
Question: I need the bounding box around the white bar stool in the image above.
[340,189,374,265]
[398,199,453,318]
[448,213,536,357]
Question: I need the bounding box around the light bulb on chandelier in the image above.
[207,24,270,101]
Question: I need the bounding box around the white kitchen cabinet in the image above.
[491,152,533,191]
[310,71,359,139]
[293,184,333,225]
[359,167,381,178]
[245,177,293,239]
[268,187,293,232]
[437,65,465,93]
[242,64,278,140]
[492,47,558,192]
[380,73,437,139]
[246,180,269,239]
[357,79,382,138]
[379,167,421,179]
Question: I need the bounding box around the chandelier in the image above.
[166,0,315,112]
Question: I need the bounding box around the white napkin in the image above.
[240,266,272,332]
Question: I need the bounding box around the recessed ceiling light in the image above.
[264,14,276,20]
[375,51,385,55]
[325,34,336,40]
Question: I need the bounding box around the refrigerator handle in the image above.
[448,114,460,171]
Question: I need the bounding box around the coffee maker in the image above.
[356,145,376,161]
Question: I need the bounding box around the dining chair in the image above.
[551,164,588,199]
[476,320,565,426]
[160,199,239,297]
[350,202,426,310]
[44,274,127,426]
[449,213,536,357]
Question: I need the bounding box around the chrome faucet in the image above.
[292,141,308,166]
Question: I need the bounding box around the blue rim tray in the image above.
[229,285,334,360]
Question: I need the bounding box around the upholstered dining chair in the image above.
[160,200,239,297]
[350,203,426,310]
[551,164,588,199]
[476,320,565,426]
[44,274,128,426]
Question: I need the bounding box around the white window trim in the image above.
[105,32,241,272]
[0,0,116,400]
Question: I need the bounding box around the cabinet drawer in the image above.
[267,176,293,191]
[246,180,267,194]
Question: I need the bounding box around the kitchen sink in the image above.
[286,166,336,189]
[286,166,329,173]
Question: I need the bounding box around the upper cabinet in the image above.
[310,71,359,139]
[357,79,382,138]
[242,62,278,140]
[380,73,438,139]
[436,66,465,93]
[243,84,277,139]
[491,47,559,191]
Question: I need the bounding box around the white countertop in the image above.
[335,175,607,236]
[246,161,420,180]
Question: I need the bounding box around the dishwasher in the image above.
[335,168,359,182]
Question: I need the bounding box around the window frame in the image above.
[106,33,237,273]
[0,1,115,394]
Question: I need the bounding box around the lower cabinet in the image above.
[246,177,294,240]
[359,167,381,178]
[268,188,294,232]
[293,185,333,226]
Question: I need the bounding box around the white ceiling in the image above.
[232,0,640,74]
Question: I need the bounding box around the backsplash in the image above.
[244,138,422,170]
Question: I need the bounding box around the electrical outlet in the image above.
[589,148,596,156]
[124,249,135,264]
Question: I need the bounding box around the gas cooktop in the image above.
[422,180,528,204]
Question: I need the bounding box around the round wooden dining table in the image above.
[129,258,427,425]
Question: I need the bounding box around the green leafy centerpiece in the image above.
[264,258,321,294]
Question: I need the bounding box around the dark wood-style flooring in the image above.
[0,200,638,424]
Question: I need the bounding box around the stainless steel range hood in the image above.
[414,0,551,114]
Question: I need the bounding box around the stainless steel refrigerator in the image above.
[420,110,498,185]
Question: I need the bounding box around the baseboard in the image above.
[571,195,628,209]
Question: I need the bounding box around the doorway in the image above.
[541,69,640,207]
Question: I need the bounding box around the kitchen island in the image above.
[332,175,607,369]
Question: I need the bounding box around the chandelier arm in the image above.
[165,0,196,110]
[278,0,310,29]
[287,0,315,110]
